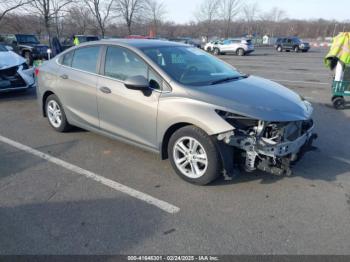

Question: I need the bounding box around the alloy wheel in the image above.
[47,100,62,128]
[173,136,208,179]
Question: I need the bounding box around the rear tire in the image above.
[168,126,221,185]
[45,94,71,132]
[277,46,283,52]
[294,46,300,53]
[236,48,245,56]
[332,96,346,110]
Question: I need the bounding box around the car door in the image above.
[219,40,231,52]
[56,45,101,128]
[286,38,293,50]
[96,45,161,149]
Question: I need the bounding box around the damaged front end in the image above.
[215,110,317,177]
[0,64,34,92]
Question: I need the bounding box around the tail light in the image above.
[35,68,39,77]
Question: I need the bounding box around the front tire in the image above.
[168,126,221,185]
[45,94,71,132]
[213,48,220,56]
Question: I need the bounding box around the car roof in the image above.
[76,35,99,37]
[97,39,188,48]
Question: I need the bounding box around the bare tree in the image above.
[29,0,73,44]
[146,0,166,36]
[65,6,93,35]
[84,0,115,37]
[0,0,30,23]
[262,7,287,22]
[242,2,259,34]
[114,0,147,35]
[260,7,287,36]
[195,0,219,41]
[220,0,242,38]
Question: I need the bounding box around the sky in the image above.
[165,0,350,23]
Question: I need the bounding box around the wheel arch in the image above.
[42,90,55,117]
[160,122,192,159]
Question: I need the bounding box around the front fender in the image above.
[157,96,234,148]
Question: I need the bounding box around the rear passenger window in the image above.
[71,46,100,73]
[61,51,74,66]
[104,46,147,81]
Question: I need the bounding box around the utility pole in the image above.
[333,23,338,37]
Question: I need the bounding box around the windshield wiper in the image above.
[210,75,248,85]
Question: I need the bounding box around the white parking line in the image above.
[0,134,180,214]
[332,156,350,166]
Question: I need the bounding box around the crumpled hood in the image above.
[186,76,313,122]
[0,51,25,70]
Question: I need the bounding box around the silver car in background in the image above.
[212,38,255,56]
[36,39,316,185]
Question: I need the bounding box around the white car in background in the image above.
[0,43,35,92]
[212,38,255,56]
[204,40,222,52]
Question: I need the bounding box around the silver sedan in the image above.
[36,39,316,185]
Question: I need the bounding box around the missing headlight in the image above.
[20,63,29,70]
[215,109,259,131]
[215,109,316,176]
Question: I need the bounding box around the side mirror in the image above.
[124,75,149,91]
[5,45,13,51]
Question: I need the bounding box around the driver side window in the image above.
[104,46,147,81]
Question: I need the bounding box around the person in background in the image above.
[73,35,80,46]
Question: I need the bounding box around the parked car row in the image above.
[204,36,311,56]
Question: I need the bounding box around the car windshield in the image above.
[16,35,39,44]
[0,44,8,52]
[141,46,243,86]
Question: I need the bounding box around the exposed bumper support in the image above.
[216,125,317,177]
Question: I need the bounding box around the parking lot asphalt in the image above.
[1,47,350,255]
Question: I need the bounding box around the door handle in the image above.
[60,74,68,79]
[99,86,112,94]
